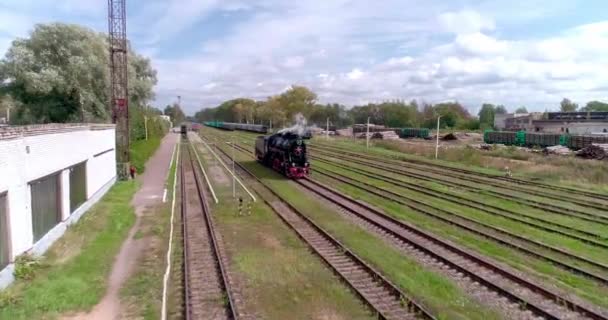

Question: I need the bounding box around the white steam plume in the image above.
[278,113,310,136]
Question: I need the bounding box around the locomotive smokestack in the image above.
[278,113,310,136]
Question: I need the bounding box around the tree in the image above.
[560,98,578,112]
[0,23,157,124]
[164,103,186,124]
[514,106,528,113]
[478,103,496,129]
[495,105,507,114]
[581,101,608,112]
[276,85,317,119]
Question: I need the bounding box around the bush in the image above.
[13,254,43,280]
[130,138,162,173]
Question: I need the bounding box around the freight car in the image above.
[255,132,310,178]
[400,128,430,139]
[483,130,608,150]
[204,121,269,133]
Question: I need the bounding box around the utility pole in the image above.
[435,115,441,160]
[108,0,130,180]
[366,116,370,151]
[232,135,236,198]
[144,115,148,140]
[326,117,329,140]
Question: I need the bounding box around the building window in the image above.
[69,162,87,213]
[30,173,61,242]
[0,192,9,269]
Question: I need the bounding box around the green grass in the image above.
[0,181,138,320]
[202,136,503,320]
[130,137,162,173]
[191,139,375,319]
[313,161,608,269]
[310,170,608,308]
[206,127,608,309]
[312,137,608,193]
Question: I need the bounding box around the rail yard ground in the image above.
[174,126,608,320]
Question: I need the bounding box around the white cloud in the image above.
[438,9,495,34]
[347,68,365,80]
[282,56,305,69]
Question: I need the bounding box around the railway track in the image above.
[223,138,608,247]
[311,155,608,246]
[206,132,608,320]
[309,164,608,285]
[312,143,608,205]
[181,143,238,320]
[294,177,608,320]
[312,147,608,225]
[229,140,607,243]
[215,132,608,214]
[205,136,436,320]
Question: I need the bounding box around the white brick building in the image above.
[0,124,117,289]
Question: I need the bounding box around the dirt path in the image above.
[64,133,178,320]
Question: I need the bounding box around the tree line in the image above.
[0,23,167,140]
[195,86,608,130]
[195,86,479,130]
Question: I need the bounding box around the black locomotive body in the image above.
[255,132,310,178]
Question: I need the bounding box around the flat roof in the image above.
[0,123,115,140]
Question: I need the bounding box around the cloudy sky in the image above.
[1,0,607,115]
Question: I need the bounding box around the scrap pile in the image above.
[576,144,608,160]
[371,131,400,140]
[441,133,458,141]
[544,145,572,156]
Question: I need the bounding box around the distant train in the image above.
[255,132,310,179]
[204,121,268,134]
[484,130,608,150]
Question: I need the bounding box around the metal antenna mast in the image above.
[108,0,130,180]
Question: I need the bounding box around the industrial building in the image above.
[532,112,608,134]
[0,124,116,288]
[495,111,608,134]
[494,113,543,131]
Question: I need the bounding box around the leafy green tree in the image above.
[495,105,507,114]
[560,98,578,112]
[0,23,157,124]
[514,106,528,113]
[478,103,495,129]
[164,103,186,124]
[581,101,608,112]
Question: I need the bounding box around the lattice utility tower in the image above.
[108,0,130,180]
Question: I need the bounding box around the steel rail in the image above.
[208,136,436,320]
[295,177,608,320]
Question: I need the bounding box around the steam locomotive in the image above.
[255,132,310,178]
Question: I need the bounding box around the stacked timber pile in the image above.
[336,128,353,136]
[576,144,608,160]
[371,131,400,140]
[544,145,572,156]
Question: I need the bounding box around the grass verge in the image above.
[192,138,375,319]
[200,131,502,320]
[0,181,138,320]
[131,137,162,173]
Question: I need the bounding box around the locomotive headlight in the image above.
[292,162,295,167]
